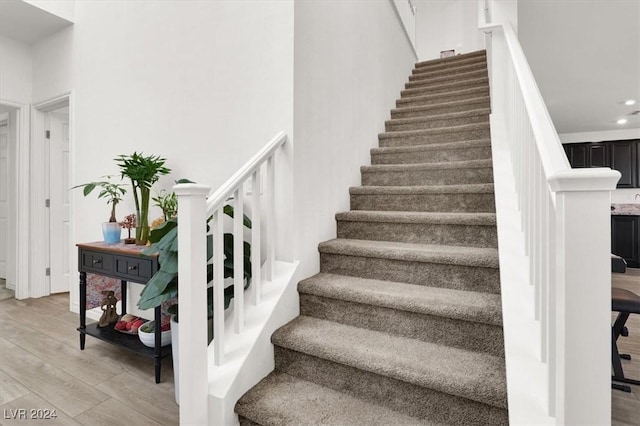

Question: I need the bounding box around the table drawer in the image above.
[80,250,114,273]
[114,255,154,281]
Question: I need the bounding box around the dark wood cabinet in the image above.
[565,144,589,168]
[563,139,640,188]
[610,141,637,188]
[611,215,640,268]
[589,144,609,167]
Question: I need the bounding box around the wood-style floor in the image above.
[612,267,640,426]
[0,280,179,425]
[0,270,639,425]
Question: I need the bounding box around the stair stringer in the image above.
[490,114,555,425]
[207,260,300,426]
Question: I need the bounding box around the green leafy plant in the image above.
[115,152,171,245]
[153,189,178,221]
[137,202,252,323]
[72,176,127,222]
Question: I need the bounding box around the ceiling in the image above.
[0,0,72,44]
[519,0,640,134]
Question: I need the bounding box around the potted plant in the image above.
[137,191,252,404]
[153,189,178,221]
[72,176,127,244]
[115,152,171,245]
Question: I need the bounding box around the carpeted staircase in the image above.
[236,50,508,425]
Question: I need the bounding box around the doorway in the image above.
[32,94,73,298]
[0,104,20,300]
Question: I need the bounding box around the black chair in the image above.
[612,287,640,392]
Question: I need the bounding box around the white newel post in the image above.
[174,183,211,426]
[548,168,620,425]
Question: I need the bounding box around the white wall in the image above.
[0,36,33,104]
[30,0,294,314]
[24,0,75,22]
[560,129,640,204]
[414,0,484,61]
[293,0,415,280]
[489,0,517,31]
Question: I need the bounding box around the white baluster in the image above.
[233,188,244,334]
[251,170,262,305]
[265,155,276,281]
[213,208,225,366]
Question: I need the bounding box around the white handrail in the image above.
[174,131,288,425]
[478,1,620,424]
[206,131,287,214]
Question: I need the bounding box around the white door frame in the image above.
[0,98,30,300]
[31,92,75,302]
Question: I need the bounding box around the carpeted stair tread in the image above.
[362,159,492,173]
[414,50,486,68]
[318,238,498,268]
[272,316,507,409]
[372,139,491,155]
[396,86,489,107]
[406,69,487,88]
[380,123,489,139]
[299,273,502,326]
[410,62,488,81]
[386,108,489,127]
[401,77,489,98]
[350,183,494,195]
[235,372,426,426]
[335,210,496,226]
[391,96,490,118]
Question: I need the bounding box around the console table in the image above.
[77,241,170,383]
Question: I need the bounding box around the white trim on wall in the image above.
[0,98,30,299]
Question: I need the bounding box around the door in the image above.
[0,121,8,279]
[48,112,70,293]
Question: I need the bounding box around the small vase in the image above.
[102,222,121,244]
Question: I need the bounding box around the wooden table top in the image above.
[76,241,157,257]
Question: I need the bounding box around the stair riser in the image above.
[350,192,496,213]
[336,220,498,248]
[372,145,492,164]
[274,347,508,425]
[320,253,501,293]
[361,167,494,186]
[300,294,504,356]
[397,87,490,109]
[406,70,487,89]
[401,79,489,98]
[379,128,490,147]
[385,114,488,131]
[414,57,487,74]
[391,99,490,119]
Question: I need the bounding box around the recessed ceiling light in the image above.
[617,118,628,125]
[624,100,636,106]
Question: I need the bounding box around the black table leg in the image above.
[154,305,162,383]
[121,280,127,315]
[79,271,87,350]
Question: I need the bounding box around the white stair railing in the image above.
[479,4,620,425]
[174,131,287,425]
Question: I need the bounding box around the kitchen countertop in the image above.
[611,204,640,216]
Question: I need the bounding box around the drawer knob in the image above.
[92,259,102,265]
[128,265,137,271]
